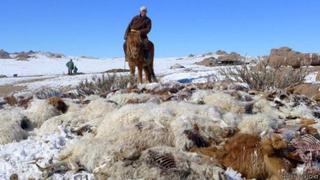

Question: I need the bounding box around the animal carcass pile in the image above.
[0,81,320,179]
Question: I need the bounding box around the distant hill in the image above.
[0,49,66,60]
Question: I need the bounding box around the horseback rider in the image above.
[123,6,154,63]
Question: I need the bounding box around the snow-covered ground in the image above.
[0,54,225,95]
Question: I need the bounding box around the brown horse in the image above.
[125,30,157,85]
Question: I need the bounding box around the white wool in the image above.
[279,104,315,119]
[0,109,28,144]
[222,112,240,127]
[60,121,174,172]
[82,98,117,120]
[37,98,117,135]
[137,82,161,91]
[59,100,229,177]
[189,90,212,104]
[59,136,112,171]
[25,99,61,128]
[238,114,283,136]
[63,99,82,113]
[91,146,225,179]
[96,103,158,136]
[83,95,102,102]
[203,92,244,113]
[170,113,226,150]
[36,115,66,135]
[252,97,276,116]
[107,92,153,105]
[170,115,195,150]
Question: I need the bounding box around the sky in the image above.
[0,0,319,57]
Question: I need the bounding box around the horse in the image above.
[125,30,157,85]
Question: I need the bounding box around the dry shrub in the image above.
[77,73,131,96]
[219,61,309,90]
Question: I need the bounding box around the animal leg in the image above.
[129,61,136,87]
[137,64,143,84]
[149,41,157,82]
[143,66,152,83]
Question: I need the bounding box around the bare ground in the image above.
[0,77,55,97]
[0,85,26,97]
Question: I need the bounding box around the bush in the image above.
[218,61,309,90]
[77,73,131,96]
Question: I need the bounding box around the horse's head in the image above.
[126,30,143,59]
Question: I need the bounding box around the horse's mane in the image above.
[126,31,143,58]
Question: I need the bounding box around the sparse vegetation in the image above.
[77,73,131,96]
[218,61,309,90]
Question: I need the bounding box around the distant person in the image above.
[66,59,74,75]
[123,6,154,63]
[73,66,78,74]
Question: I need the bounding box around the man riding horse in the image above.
[123,6,154,63]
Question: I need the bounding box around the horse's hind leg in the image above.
[151,66,157,82]
[148,41,157,82]
[143,66,152,83]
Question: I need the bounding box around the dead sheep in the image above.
[203,92,244,113]
[238,114,284,137]
[25,99,63,128]
[192,133,292,180]
[189,90,212,104]
[37,98,116,135]
[58,100,232,178]
[106,92,153,105]
[92,146,225,180]
[59,121,174,173]
[0,109,29,144]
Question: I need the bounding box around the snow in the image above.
[0,127,75,179]
[0,53,225,94]
[0,76,53,86]
[305,72,319,83]
[0,55,124,77]
[0,54,207,77]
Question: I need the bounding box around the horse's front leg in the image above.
[137,64,143,84]
[129,61,136,87]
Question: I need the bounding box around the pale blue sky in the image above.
[0,0,319,57]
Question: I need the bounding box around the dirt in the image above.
[0,76,54,97]
[0,85,26,97]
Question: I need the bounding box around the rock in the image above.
[217,52,244,63]
[47,52,64,58]
[287,83,320,100]
[195,57,217,67]
[316,72,320,81]
[267,47,320,68]
[0,74,7,78]
[188,54,195,58]
[201,52,214,57]
[196,52,245,67]
[15,52,33,60]
[170,63,185,69]
[216,50,227,55]
[0,49,11,59]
